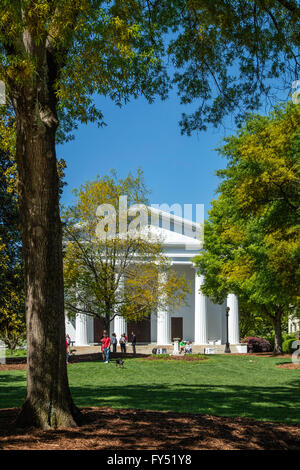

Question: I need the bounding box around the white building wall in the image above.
[87,315,94,343]
[65,290,237,346]
[207,299,222,343]
[65,208,241,346]
[289,317,300,334]
[65,276,236,345]
[66,315,76,342]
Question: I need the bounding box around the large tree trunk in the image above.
[273,312,283,355]
[10,47,81,429]
[105,312,111,336]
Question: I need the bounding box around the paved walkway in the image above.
[71,343,243,355]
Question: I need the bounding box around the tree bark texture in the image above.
[9,41,80,428]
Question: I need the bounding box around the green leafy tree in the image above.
[0,109,25,354]
[63,170,190,333]
[166,0,300,133]
[0,1,168,428]
[0,0,298,428]
[239,302,275,339]
[0,155,26,355]
[193,102,300,354]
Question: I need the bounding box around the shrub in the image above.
[242,336,272,352]
[282,338,298,354]
[283,333,297,342]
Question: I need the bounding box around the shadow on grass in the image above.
[70,379,300,425]
[1,371,300,425]
[0,374,27,409]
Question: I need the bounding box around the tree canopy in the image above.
[193,102,300,353]
[0,108,25,353]
[1,1,298,135]
[0,0,298,428]
[166,0,300,133]
[0,0,169,429]
[0,0,168,139]
[63,170,191,331]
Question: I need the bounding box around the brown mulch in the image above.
[0,407,299,450]
[144,355,208,361]
[250,353,292,358]
[0,364,27,371]
[277,362,300,370]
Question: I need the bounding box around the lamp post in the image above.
[225,306,231,353]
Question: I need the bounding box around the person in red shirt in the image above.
[102,331,111,363]
[100,330,107,361]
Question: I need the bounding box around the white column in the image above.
[113,273,127,341]
[114,315,127,342]
[75,313,89,346]
[65,315,76,343]
[194,271,208,345]
[157,272,171,345]
[227,293,240,344]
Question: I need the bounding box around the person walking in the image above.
[102,331,111,363]
[111,333,117,353]
[131,331,136,355]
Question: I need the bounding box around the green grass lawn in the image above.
[0,355,299,425]
[4,349,27,358]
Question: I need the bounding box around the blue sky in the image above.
[58,91,238,220]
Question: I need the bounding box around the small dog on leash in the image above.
[115,359,124,368]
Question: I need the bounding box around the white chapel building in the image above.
[65,207,241,349]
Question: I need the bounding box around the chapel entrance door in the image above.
[127,317,151,343]
[171,317,183,341]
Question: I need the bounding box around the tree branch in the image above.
[276,0,300,14]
